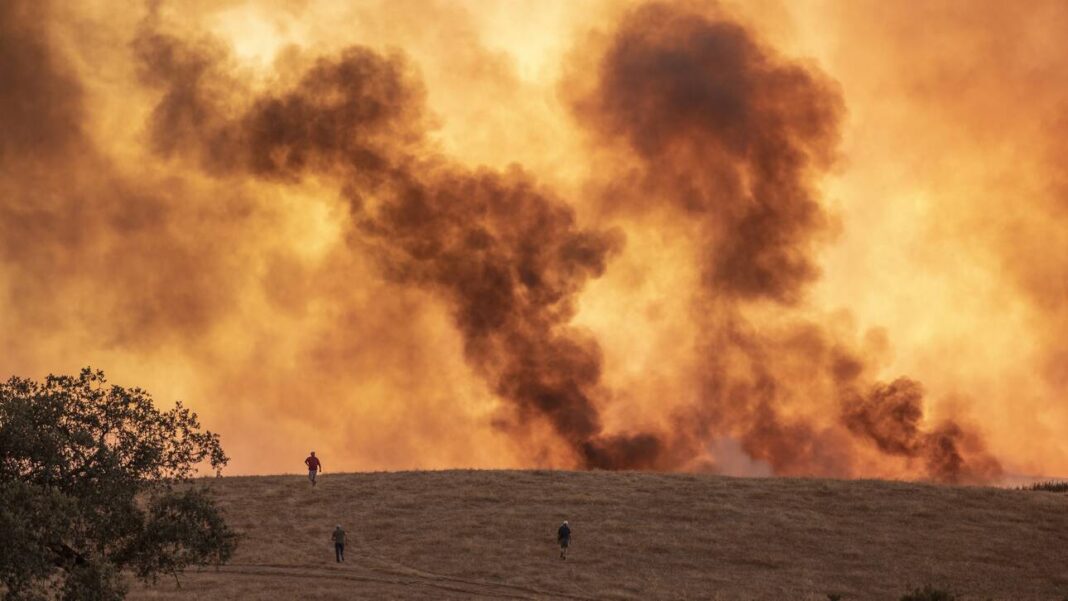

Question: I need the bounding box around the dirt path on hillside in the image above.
[211,533,598,601]
[213,563,536,599]
[348,529,597,600]
[213,561,592,600]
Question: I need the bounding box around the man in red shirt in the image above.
[305,451,322,486]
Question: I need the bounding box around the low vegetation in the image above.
[899,584,956,601]
[0,369,235,600]
[1022,481,1068,493]
[127,470,1068,600]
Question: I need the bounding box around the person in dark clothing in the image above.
[557,520,571,559]
[331,524,346,563]
[305,451,322,486]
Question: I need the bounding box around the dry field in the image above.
[128,470,1068,600]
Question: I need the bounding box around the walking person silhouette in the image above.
[332,524,346,562]
[557,520,571,559]
[305,451,322,487]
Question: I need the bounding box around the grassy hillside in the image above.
[128,471,1068,600]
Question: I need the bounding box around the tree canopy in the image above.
[0,368,236,600]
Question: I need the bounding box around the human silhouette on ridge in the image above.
[305,451,322,486]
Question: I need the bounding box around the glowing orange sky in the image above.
[2,0,1066,480]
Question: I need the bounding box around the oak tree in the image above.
[0,368,236,600]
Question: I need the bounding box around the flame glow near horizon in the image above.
[3,0,1067,481]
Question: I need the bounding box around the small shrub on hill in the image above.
[900,584,956,601]
[1023,481,1068,492]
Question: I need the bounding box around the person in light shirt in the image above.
[331,524,346,563]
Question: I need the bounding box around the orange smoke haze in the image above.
[2,0,1065,481]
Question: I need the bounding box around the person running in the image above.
[331,524,346,563]
[305,451,322,486]
[557,520,571,559]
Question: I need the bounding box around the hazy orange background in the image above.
[2,0,1066,479]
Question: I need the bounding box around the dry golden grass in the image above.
[127,471,1068,600]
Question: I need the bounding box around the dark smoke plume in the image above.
[133,28,428,184]
[841,378,1001,483]
[133,23,662,469]
[573,1,841,304]
[571,2,1000,480]
[128,1,1001,479]
[0,1,85,162]
[358,166,666,468]
[3,0,1006,479]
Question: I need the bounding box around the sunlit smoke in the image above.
[3,0,1066,481]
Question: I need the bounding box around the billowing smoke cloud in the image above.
[131,20,665,469]
[133,26,428,183]
[840,378,1001,482]
[8,0,1057,481]
[568,2,1000,482]
[1,0,250,351]
[573,2,840,304]
[2,0,525,472]
[0,1,84,162]
[360,166,671,468]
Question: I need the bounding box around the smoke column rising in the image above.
[565,2,1000,481]
[131,20,666,469]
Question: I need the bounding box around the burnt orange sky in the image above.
[2,0,1066,480]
